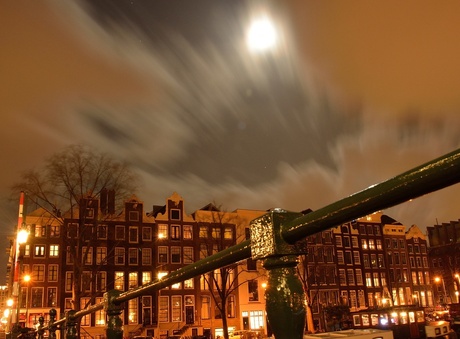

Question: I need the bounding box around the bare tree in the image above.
[13,144,137,324]
[194,205,263,339]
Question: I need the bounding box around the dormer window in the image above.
[170,209,181,220]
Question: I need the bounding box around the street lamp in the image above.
[435,276,447,304]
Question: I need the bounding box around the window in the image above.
[158,224,168,239]
[142,248,152,265]
[343,236,351,248]
[35,225,46,237]
[221,294,233,319]
[128,298,138,324]
[374,225,381,235]
[97,225,107,239]
[67,223,78,238]
[129,227,139,243]
[171,225,181,240]
[172,296,182,322]
[224,227,233,240]
[183,225,193,239]
[351,237,359,248]
[50,226,60,237]
[170,209,181,220]
[82,271,92,292]
[171,247,181,263]
[361,239,368,250]
[158,246,168,263]
[370,254,377,268]
[129,272,138,288]
[353,251,361,264]
[337,251,344,264]
[212,227,221,239]
[85,207,95,219]
[248,280,259,301]
[373,273,380,287]
[47,287,57,307]
[34,245,45,258]
[129,248,138,265]
[376,239,382,250]
[115,226,125,240]
[95,297,105,326]
[378,254,385,268]
[82,247,93,265]
[365,273,372,287]
[65,272,73,292]
[97,272,107,292]
[363,254,370,268]
[96,247,107,265]
[65,298,73,310]
[159,296,169,322]
[31,287,44,307]
[114,247,125,265]
[49,245,59,257]
[114,272,124,291]
[368,239,375,250]
[201,296,210,320]
[249,310,264,330]
[48,265,58,282]
[199,226,207,238]
[356,269,363,285]
[183,247,194,264]
[142,227,152,241]
[79,297,91,326]
[339,269,346,285]
[129,211,139,222]
[184,278,194,289]
[344,251,352,265]
[82,225,93,242]
[32,265,45,282]
[347,269,355,285]
[325,248,334,262]
[142,271,152,285]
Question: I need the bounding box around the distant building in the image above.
[427,220,460,306]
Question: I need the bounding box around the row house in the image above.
[427,220,460,305]
[303,211,434,331]
[12,192,266,339]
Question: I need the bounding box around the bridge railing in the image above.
[34,148,460,339]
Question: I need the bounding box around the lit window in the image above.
[114,272,124,291]
[49,245,59,257]
[183,225,193,239]
[158,224,168,239]
[34,245,45,258]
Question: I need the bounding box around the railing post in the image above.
[37,316,45,339]
[104,290,124,339]
[250,209,307,339]
[48,309,57,339]
[65,310,78,339]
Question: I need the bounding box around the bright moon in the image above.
[246,16,277,52]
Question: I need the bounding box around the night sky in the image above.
[1,1,460,281]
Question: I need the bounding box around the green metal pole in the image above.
[64,310,78,339]
[251,210,307,339]
[104,290,124,339]
[48,309,57,339]
[282,148,460,243]
[37,316,44,339]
